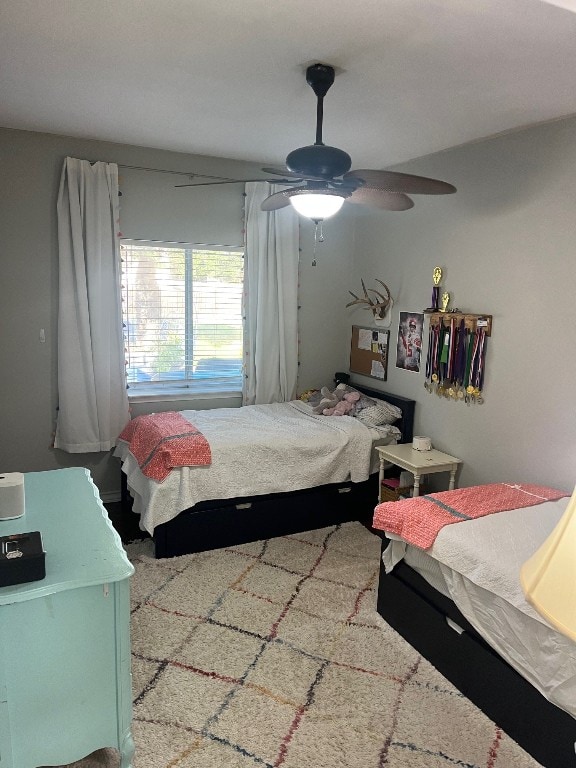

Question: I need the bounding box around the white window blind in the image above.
[121,240,244,395]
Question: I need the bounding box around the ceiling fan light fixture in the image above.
[289,191,346,220]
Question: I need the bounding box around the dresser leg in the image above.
[120,730,135,768]
[449,469,457,491]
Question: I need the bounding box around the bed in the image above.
[116,384,415,557]
[373,488,576,768]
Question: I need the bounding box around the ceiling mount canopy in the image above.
[176,62,456,220]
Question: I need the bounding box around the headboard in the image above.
[354,384,415,445]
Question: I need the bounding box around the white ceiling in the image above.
[2,0,576,170]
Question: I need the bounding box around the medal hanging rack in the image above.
[426,311,492,337]
[424,312,492,404]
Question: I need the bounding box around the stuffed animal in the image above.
[298,388,320,404]
[323,390,360,416]
[312,386,340,414]
[312,383,367,415]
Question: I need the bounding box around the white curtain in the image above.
[243,182,300,405]
[54,157,129,452]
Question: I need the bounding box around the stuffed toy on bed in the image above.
[312,382,384,417]
[298,388,321,404]
[312,386,340,414]
[322,390,360,416]
[312,385,361,416]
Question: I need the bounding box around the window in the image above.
[120,240,244,396]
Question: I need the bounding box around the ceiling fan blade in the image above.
[261,167,304,179]
[345,169,456,195]
[175,177,302,188]
[262,166,336,183]
[347,187,414,211]
[260,189,294,211]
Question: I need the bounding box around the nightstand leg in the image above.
[378,456,385,502]
[413,472,421,497]
[449,469,457,491]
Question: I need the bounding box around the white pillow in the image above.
[355,398,402,427]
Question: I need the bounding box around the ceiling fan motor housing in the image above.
[286,144,352,179]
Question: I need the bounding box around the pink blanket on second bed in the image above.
[118,411,211,482]
[373,483,569,549]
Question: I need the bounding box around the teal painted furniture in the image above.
[0,468,134,768]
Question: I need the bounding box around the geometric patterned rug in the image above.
[66,522,543,767]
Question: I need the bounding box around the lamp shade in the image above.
[520,485,576,641]
[289,192,346,220]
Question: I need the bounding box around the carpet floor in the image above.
[64,522,542,768]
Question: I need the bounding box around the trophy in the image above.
[428,266,442,311]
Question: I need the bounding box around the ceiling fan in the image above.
[176,63,456,220]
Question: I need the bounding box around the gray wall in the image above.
[0,128,353,498]
[349,117,576,492]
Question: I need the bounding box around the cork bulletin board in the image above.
[349,325,390,381]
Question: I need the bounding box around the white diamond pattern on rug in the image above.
[174,620,265,678]
[235,558,304,603]
[244,642,324,705]
[65,521,545,768]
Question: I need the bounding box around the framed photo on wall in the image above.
[396,312,424,372]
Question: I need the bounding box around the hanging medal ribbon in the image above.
[468,327,487,403]
[432,322,441,391]
[425,321,440,393]
[473,328,487,404]
[438,323,450,396]
[464,326,474,392]
[465,328,480,404]
[452,319,467,399]
[446,316,458,397]
[424,321,434,392]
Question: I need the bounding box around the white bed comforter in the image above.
[115,400,393,535]
[384,497,576,719]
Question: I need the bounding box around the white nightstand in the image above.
[376,444,462,501]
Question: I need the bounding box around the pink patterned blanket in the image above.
[118,412,211,482]
[373,483,569,549]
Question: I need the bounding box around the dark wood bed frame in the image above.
[376,538,576,768]
[121,385,415,558]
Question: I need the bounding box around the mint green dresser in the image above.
[0,468,135,767]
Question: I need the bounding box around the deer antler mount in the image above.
[346,279,392,320]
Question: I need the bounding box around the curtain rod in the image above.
[117,164,238,182]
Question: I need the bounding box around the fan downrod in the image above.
[286,62,352,179]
